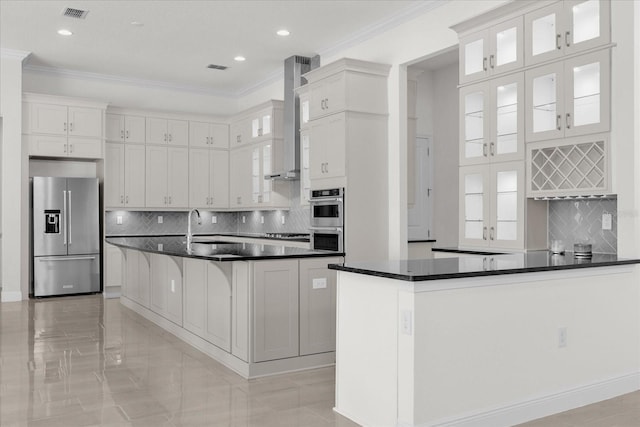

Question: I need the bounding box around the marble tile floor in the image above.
[0,295,638,427]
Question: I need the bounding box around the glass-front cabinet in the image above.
[526,49,610,142]
[525,0,610,66]
[460,73,524,165]
[459,16,523,84]
[459,162,524,249]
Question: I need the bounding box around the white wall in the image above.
[0,50,30,301]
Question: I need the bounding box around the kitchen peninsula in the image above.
[330,253,640,427]
[106,235,343,378]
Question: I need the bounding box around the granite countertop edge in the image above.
[105,232,310,243]
[328,256,640,282]
[105,236,342,262]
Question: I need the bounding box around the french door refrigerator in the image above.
[31,177,100,297]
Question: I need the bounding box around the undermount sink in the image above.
[184,238,236,245]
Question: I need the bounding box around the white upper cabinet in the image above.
[460,73,525,165]
[459,16,523,84]
[189,121,228,149]
[105,114,145,143]
[145,145,188,208]
[146,117,188,146]
[525,49,610,142]
[105,142,146,208]
[189,148,229,209]
[525,0,610,66]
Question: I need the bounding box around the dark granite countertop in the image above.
[431,246,507,255]
[329,252,640,281]
[106,232,310,243]
[408,239,437,243]
[106,235,342,262]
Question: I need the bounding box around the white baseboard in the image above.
[404,372,640,427]
[1,290,23,302]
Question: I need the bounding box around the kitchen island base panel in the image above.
[120,295,335,379]
[335,266,640,427]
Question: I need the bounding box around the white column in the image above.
[1,48,30,302]
[388,64,408,260]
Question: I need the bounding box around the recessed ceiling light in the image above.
[234,56,246,62]
[130,21,144,26]
[277,29,290,36]
[57,29,73,36]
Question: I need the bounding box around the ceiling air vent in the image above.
[207,64,228,70]
[62,7,89,19]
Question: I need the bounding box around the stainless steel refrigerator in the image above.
[31,177,100,297]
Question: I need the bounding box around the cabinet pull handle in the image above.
[164,133,167,142]
[63,144,67,153]
[206,137,210,145]
[483,257,487,270]
[169,196,172,204]
[556,114,562,131]
[490,226,495,240]
[164,196,167,204]
[64,122,67,132]
[325,98,328,109]
[70,123,73,132]
[126,130,130,139]
[483,57,488,71]
[126,196,129,204]
[489,54,495,69]
[483,143,488,157]
[69,144,73,153]
[490,142,495,156]
[121,195,124,204]
[483,226,487,240]
[565,31,571,47]
[556,33,562,50]
[121,130,124,139]
[168,134,172,142]
[566,113,571,129]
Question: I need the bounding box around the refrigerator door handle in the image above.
[63,190,67,245]
[38,256,96,262]
[68,190,72,245]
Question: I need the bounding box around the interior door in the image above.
[67,178,99,255]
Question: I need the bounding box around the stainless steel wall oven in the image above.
[310,188,344,252]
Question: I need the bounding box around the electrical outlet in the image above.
[312,278,327,289]
[242,215,246,224]
[401,310,413,335]
[281,215,285,225]
[602,213,612,230]
[157,215,163,224]
[211,216,217,224]
[558,327,568,348]
[116,216,123,225]
[260,216,264,224]
[171,279,175,293]
[157,243,163,251]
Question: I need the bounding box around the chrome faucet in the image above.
[186,208,201,246]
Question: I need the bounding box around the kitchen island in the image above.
[106,235,343,378]
[329,253,640,427]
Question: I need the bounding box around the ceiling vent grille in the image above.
[62,8,89,19]
[207,64,228,70]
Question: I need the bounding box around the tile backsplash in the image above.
[548,198,617,254]
[105,198,310,236]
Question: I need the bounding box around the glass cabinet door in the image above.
[525,2,564,65]
[564,49,610,137]
[526,61,564,142]
[459,31,489,83]
[491,73,524,161]
[459,84,489,165]
[459,167,489,245]
[566,0,610,54]
[490,16,523,75]
[491,162,524,249]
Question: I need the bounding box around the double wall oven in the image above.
[309,188,344,252]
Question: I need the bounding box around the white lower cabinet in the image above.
[124,249,150,307]
[183,258,232,352]
[149,254,183,326]
[105,244,124,298]
[299,257,340,356]
[253,260,299,363]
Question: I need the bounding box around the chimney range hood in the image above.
[265,55,320,180]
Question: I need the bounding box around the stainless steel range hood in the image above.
[265,55,319,180]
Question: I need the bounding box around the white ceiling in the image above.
[1,0,435,97]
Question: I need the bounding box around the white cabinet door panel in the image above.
[145,146,168,207]
[68,107,102,138]
[167,147,189,207]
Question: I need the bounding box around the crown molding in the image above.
[22,64,236,98]
[318,0,447,59]
[0,48,31,61]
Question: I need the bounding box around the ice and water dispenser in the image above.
[44,210,60,234]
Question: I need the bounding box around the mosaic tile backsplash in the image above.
[105,198,310,236]
[548,198,617,254]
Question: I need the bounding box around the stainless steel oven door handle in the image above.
[309,226,342,232]
[310,197,343,203]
